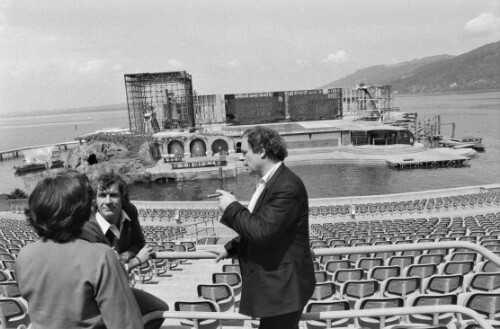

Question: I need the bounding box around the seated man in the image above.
[80,172,168,329]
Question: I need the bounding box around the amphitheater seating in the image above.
[1,196,499,328]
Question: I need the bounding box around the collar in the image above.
[96,210,131,238]
[259,161,282,186]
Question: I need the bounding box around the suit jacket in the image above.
[80,203,146,258]
[221,164,316,318]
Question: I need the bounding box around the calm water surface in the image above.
[1,91,499,201]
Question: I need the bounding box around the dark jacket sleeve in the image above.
[123,203,145,256]
[221,177,303,246]
[79,216,107,244]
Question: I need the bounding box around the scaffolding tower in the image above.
[124,71,195,134]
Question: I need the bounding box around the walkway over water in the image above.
[0,140,83,161]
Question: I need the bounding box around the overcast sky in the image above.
[0,0,499,114]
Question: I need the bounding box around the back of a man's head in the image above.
[243,126,288,162]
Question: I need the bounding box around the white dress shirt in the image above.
[247,162,282,213]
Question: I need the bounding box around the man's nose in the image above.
[104,194,112,203]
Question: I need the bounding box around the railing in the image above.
[143,305,493,329]
[155,241,500,265]
[149,242,500,329]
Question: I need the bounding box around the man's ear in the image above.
[258,149,266,159]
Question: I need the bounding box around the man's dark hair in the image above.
[25,170,92,243]
[92,172,131,209]
[243,126,288,161]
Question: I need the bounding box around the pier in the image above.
[0,140,83,161]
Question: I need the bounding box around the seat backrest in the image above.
[306,300,350,312]
[368,266,400,282]
[325,260,350,273]
[311,282,335,301]
[410,293,457,307]
[0,269,11,282]
[314,271,328,283]
[416,254,445,265]
[0,282,21,298]
[333,269,364,284]
[222,264,241,275]
[356,257,384,272]
[449,252,478,262]
[404,264,437,279]
[212,272,241,287]
[197,284,232,302]
[0,298,27,321]
[387,255,414,269]
[468,273,500,292]
[459,292,500,320]
[174,300,219,312]
[341,280,379,300]
[305,300,351,327]
[442,260,475,275]
[382,277,421,299]
[481,260,500,273]
[423,274,464,294]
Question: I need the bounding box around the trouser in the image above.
[258,309,303,329]
[132,288,169,329]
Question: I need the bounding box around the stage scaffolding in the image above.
[124,71,195,134]
[342,85,394,115]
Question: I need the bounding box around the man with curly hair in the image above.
[215,126,316,329]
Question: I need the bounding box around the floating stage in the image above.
[385,148,471,170]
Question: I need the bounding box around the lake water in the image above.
[0,90,499,201]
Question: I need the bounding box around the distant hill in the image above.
[321,40,500,93]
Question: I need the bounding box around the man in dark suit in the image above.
[216,126,316,329]
[79,173,168,329]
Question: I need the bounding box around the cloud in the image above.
[0,0,11,32]
[295,59,310,66]
[78,59,107,75]
[167,59,184,69]
[322,50,349,64]
[227,59,241,68]
[464,13,500,36]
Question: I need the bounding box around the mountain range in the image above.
[321,40,500,93]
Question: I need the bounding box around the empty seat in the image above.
[222,264,241,275]
[212,272,242,302]
[0,298,31,329]
[197,283,235,312]
[386,255,414,270]
[304,300,351,329]
[464,272,500,293]
[368,266,401,282]
[455,292,500,329]
[403,264,438,282]
[174,300,221,329]
[311,282,336,301]
[331,268,364,292]
[406,293,458,326]
[356,257,385,277]
[354,297,404,329]
[381,277,421,299]
[439,260,475,276]
[415,254,445,266]
[422,274,464,295]
[340,279,379,308]
[324,260,351,280]
[314,271,328,283]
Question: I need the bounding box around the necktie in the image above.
[105,229,115,246]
